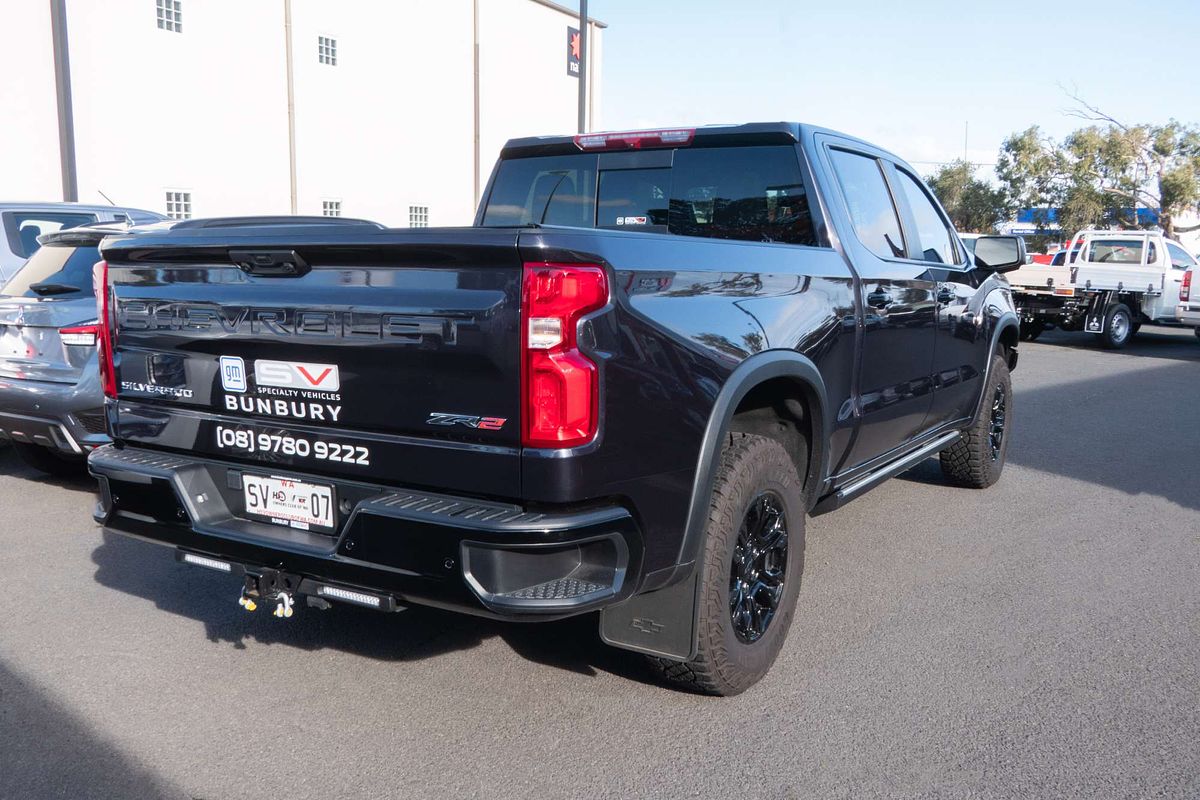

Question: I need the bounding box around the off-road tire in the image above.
[11,442,87,478]
[649,433,806,696]
[940,353,1012,489]
[1100,303,1133,349]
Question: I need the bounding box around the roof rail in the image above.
[170,215,383,230]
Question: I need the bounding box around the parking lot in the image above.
[1,327,1197,799]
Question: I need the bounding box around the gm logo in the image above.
[254,359,340,392]
[219,356,247,392]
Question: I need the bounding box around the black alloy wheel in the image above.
[988,383,1007,462]
[729,491,788,644]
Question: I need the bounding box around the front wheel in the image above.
[649,433,806,696]
[1100,303,1133,349]
[940,353,1012,489]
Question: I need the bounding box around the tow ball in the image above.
[237,569,300,620]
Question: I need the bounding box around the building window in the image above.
[156,0,182,32]
[165,191,192,219]
[318,36,337,65]
[322,200,342,217]
[409,206,429,228]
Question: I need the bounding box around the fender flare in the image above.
[598,350,830,661]
[672,349,831,582]
[971,308,1019,426]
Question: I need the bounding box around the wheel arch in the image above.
[676,351,830,573]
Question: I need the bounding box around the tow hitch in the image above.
[238,568,301,619]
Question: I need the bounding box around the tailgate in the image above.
[0,297,96,384]
[104,228,524,498]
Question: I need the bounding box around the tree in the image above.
[995,97,1200,241]
[926,160,1009,234]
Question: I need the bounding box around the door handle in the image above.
[867,289,893,309]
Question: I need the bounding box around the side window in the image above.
[895,170,958,265]
[1147,241,1157,265]
[828,149,905,259]
[1167,241,1196,270]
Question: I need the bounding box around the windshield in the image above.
[1,244,101,298]
[481,146,819,246]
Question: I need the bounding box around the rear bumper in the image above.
[0,378,108,453]
[1175,304,1200,327]
[88,445,643,619]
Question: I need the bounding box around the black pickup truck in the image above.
[89,123,1025,694]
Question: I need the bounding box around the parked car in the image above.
[1176,264,1200,340]
[88,124,1025,695]
[0,201,163,284]
[1006,229,1197,347]
[0,223,136,474]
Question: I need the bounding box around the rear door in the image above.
[817,138,937,470]
[105,228,526,498]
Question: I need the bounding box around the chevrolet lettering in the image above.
[90,124,1023,695]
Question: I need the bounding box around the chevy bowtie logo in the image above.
[630,617,664,634]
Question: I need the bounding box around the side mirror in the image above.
[973,235,1026,273]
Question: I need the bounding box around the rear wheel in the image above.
[11,442,86,478]
[940,354,1012,489]
[1194,327,1199,342]
[1100,303,1133,349]
[649,433,806,696]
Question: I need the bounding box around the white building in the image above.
[1,0,604,227]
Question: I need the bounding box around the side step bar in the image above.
[811,430,961,516]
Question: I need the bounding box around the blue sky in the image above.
[593,0,1200,178]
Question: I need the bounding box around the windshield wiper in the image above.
[29,282,82,296]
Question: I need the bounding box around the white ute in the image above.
[1006,229,1198,348]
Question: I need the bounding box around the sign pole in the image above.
[577,0,588,133]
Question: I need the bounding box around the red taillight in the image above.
[521,263,608,448]
[573,128,695,151]
[1182,270,1192,302]
[92,259,117,399]
[58,325,99,347]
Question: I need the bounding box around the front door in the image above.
[889,166,989,430]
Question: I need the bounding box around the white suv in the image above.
[1176,264,1200,340]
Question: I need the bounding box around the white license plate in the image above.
[242,474,334,531]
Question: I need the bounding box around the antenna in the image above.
[96,189,117,206]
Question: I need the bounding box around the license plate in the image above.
[242,474,334,531]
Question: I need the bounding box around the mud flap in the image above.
[598,569,699,661]
[1084,290,1117,334]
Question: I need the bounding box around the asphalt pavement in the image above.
[1,325,1197,799]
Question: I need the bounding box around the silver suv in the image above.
[0,223,141,474]
[0,201,163,284]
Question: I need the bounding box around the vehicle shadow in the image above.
[0,658,178,798]
[0,444,97,493]
[898,357,1199,512]
[90,531,659,686]
[1034,325,1200,363]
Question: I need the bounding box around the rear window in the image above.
[2,211,97,259]
[482,146,818,246]
[1086,239,1145,264]
[1,244,101,298]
